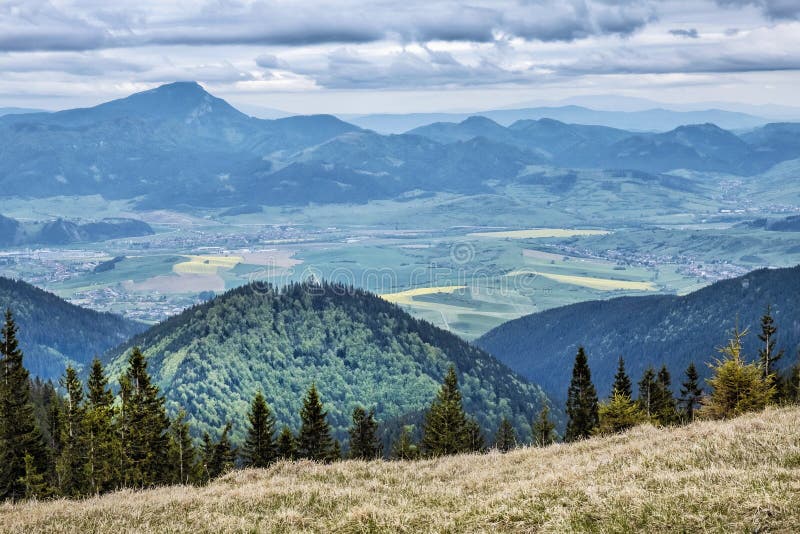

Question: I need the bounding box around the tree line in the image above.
[2,305,798,502]
[562,306,800,441]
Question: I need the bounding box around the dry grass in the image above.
[3,407,800,533]
[468,229,610,239]
[173,255,243,275]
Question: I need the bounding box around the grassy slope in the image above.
[3,407,800,533]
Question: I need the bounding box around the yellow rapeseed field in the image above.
[380,285,467,305]
[2,407,799,533]
[508,269,657,291]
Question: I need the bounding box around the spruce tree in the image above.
[168,410,196,485]
[758,305,784,381]
[329,440,342,462]
[613,356,633,399]
[532,405,557,447]
[296,383,333,461]
[654,365,678,425]
[390,426,419,460]
[20,452,52,500]
[276,426,296,460]
[493,418,517,452]
[84,358,120,494]
[119,347,171,487]
[421,366,470,456]
[465,417,486,453]
[700,327,775,419]
[595,392,646,435]
[242,391,277,468]
[57,366,87,497]
[208,423,235,478]
[637,366,658,419]
[679,362,703,422]
[348,406,381,460]
[0,310,49,500]
[565,347,599,442]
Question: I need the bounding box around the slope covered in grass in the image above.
[3,407,799,533]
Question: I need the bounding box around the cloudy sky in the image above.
[1,0,799,113]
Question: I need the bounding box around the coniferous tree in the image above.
[276,426,296,460]
[296,383,333,461]
[565,347,599,442]
[421,366,471,456]
[56,366,87,497]
[679,362,703,422]
[329,439,342,462]
[390,426,419,460]
[119,347,171,487]
[613,356,633,399]
[758,304,783,381]
[242,391,277,468]
[167,410,196,485]
[532,405,557,447]
[348,406,381,460]
[637,366,658,419]
[45,387,64,459]
[700,327,775,419]
[493,418,517,452]
[654,365,678,425]
[0,310,49,501]
[595,392,646,435]
[199,432,214,483]
[208,423,235,479]
[84,358,120,494]
[465,417,486,453]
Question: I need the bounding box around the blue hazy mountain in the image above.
[0,213,154,246]
[476,265,800,402]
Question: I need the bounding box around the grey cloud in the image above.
[715,0,800,20]
[255,54,289,69]
[669,28,699,38]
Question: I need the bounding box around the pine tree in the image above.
[679,362,703,422]
[208,423,235,479]
[84,358,120,494]
[654,365,678,425]
[595,392,646,435]
[296,383,333,461]
[199,432,214,483]
[565,347,599,442]
[168,410,196,485]
[56,366,87,497]
[700,327,775,419]
[758,304,784,381]
[493,418,517,452]
[329,440,342,462]
[390,426,419,460]
[637,366,658,419]
[0,310,49,501]
[276,426,296,460]
[348,406,381,460]
[242,391,277,468]
[421,366,471,456]
[532,405,557,447]
[20,452,52,500]
[119,347,171,487]
[612,356,632,399]
[465,417,485,453]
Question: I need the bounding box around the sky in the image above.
[1,0,799,114]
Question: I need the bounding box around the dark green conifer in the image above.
[0,310,49,500]
[421,366,470,455]
[654,365,678,425]
[84,358,120,494]
[296,383,333,461]
[168,410,196,485]
[613,356,633,399]
[348,406,381,460]
[276,426,296,460]
[465,417,485,453]
[679,362,703,422]
[532,405,557,447]
[565,347,599,442]
[242,391,277,468]
[758,305,784,381]
[390,426,419,460]
[637,366,658,419]
[494,418,517,452]
[57,366,86,497]
[208,423,235,478]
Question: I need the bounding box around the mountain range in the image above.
[0,215,153,246]
[476,265,800,402]
[0,277,145,380]
[1,82,799,209]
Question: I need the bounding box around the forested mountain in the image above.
[2,82,798,209]
[477,265,800,401]
[0,214,153,246]
[103,281,551,442]
[0,277,145,380]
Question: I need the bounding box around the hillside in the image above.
[103,281,550,441]
[477,265,800,401]
[3,407,798,532]
[0,215,154,246]
[0,277,145,380]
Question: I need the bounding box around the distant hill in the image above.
[0,214,154,246]
[103,281,552,441]
[0,277,145,380]
[476,266,800,401]
[348,105,770,133]
[0,107,46,117]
